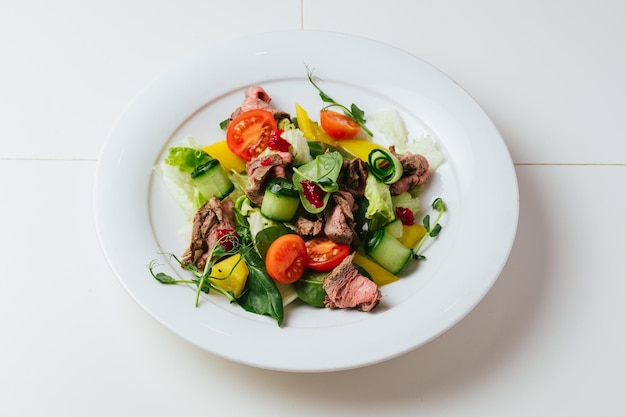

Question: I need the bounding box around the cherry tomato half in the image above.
[319,109,360,140]
[265,234,308,284]
[305,236,351,272]
[226,109,277,161]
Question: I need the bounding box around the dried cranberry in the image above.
[215,228,238,251]
[267,130,290,152]
[260,157,273,166]
[395,207,415,225]
[300,180,326,208]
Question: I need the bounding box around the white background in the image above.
[1,1,625,416]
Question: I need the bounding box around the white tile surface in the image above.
[1,0,625,416]
[0,0,301,160]
[1,162,624,416]
[303,0,626,164]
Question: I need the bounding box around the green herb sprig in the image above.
[148,233,242,305]
[412,197,446,260]
[306,66,374,137]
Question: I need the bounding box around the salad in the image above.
[149,70,445,326]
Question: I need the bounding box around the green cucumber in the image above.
[367,148,403,184]
[191,159,234,200]
[261,178,300,221]
[365,228,412,274]
[383,219,403,239]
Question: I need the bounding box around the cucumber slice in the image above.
[261,178,300,221]
[191,159,234,200]
[384,219,403,239]
[365,228,412,274]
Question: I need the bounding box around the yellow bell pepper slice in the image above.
[397,224,427,249]
[202,140,246,173]
[295,104,336,145]
[353,252,400,286]
[334,139,385,162]
[209,254,248,297]
[295,103,316,140]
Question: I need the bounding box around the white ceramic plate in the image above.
[94,30,518,372]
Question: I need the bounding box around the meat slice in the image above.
[245,152,293,206]
[181,197,236,271]
[323,253,381,312]
[388,146,430,195]
[323,191,357,245]
[295,214,323,237]
[338,158,368,197]
[227,86,290,126]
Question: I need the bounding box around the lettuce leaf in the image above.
[282,129,312,165]
[369,109,444,172]
[368,108,408,149]
[165,147,213,173]
[391,192,421,217]
[156,136,210,217]
[364,172,394,230]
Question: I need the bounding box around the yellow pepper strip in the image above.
[295,104,336,145]
[397,224,427,249]
[209,254,249,297]
[310,121,337,145]
[353,252,400,286]
[295,103,316,140]
[334,138,385,162]
[202,140,246,173]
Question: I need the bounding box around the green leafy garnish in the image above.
[292,151,343,213]
[165,147,213,173]
[293,270,327,308]
[148,233,242,305]
[306,66,374,137]
[412,197,446,260]
[236,244,284,326]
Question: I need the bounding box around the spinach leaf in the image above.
[254,225,294,258]
[237,245,284,326]
[294,270,327,308]
[307,140,354,160]
[292,151,343,214]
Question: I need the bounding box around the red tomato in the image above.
[305,236,351,272]
[265,234,308,284]
[226,109,277,161]
[319,109,360,140]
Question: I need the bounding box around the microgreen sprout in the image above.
[412,197,446,260]
[306,66,374,137]
[148,232,242,305]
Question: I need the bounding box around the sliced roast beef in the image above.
[323,253,381,312]
[181,197,236,271]
[338,158,368,197]
[227,86,290,127]
[323,190,357,246]
[388,146,430,195]
[295,214,324,237]
[245,152,294,206]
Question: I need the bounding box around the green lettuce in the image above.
[369,109,444,172]
[282,129,312,165]
[165,147,213,173]
[157,136,210,217]
[391,192,421,217]
[364,172,394,230]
